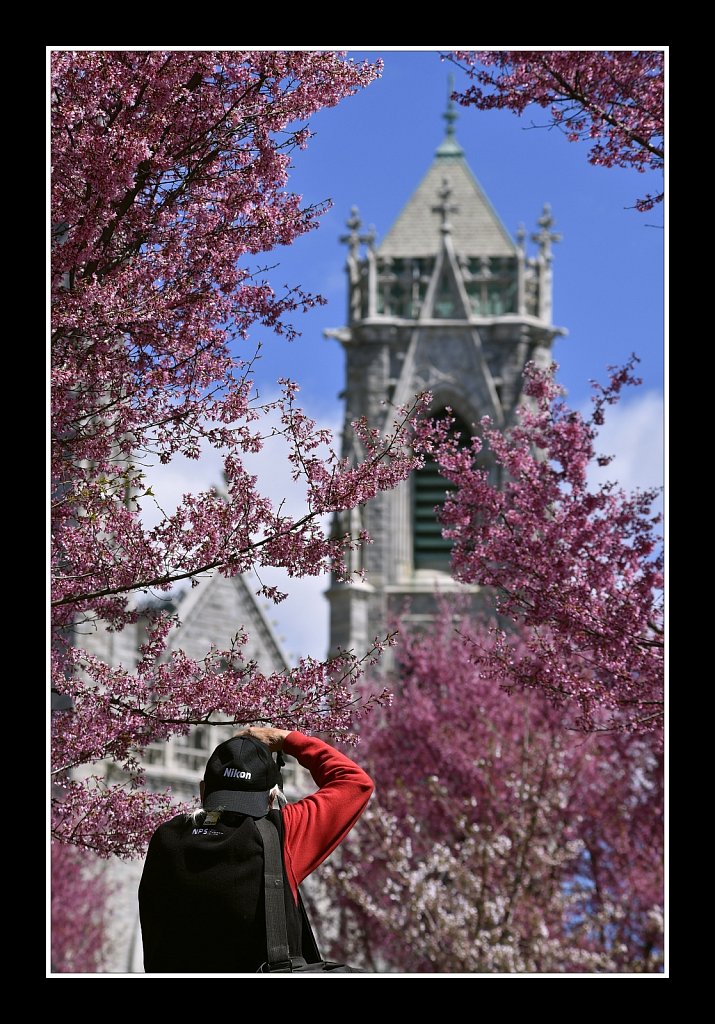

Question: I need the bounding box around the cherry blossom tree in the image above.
[51,843,115,973]
[51,51,422,857]
[447,50,664,211]
[324,608,663,973]
[413,359,664,740]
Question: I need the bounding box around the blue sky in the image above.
[151,48,665,662]
[248,48,664,414]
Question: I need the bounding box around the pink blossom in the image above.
[51,843,115,972]
[412,358,663,740]
[448,51,664,211]
[51,51,420,859]
[324,605,663,973]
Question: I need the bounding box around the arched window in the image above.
[413,411,471,571]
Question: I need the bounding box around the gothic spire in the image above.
[436,74,464,159]
[339,206,363,259]
[340,206,376,260]
[531,203,562,264]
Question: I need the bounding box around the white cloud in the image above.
[585,391,664,495]
[138,450,223,531]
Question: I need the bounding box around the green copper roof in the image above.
[435,134,465,158]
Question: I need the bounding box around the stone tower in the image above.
[326,97,565,656]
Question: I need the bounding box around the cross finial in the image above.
[436,75,465,158]
[432,178,459,235]
[340,206,363,259]
[444,73,457,138]
[531,203,562,264]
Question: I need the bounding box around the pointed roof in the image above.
[378,101,515,260]
[166,570,288,673]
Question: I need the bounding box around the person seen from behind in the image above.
[138,727,374,973]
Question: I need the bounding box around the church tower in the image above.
[327,95,565,656]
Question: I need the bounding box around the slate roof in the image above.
[378,135,516,259]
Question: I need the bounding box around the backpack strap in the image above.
[297,889,322,964]
[255,816,293,970]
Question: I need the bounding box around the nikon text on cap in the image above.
[202,735,282,818]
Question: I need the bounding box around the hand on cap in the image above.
[234,726,290,752]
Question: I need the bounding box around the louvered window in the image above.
[413,413,470,570]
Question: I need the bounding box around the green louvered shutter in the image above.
[413,456,455,570]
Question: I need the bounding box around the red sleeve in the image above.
[280,732,374,902]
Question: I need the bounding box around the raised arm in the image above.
[282,732,374,900]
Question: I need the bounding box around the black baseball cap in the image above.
[203,735,283,818]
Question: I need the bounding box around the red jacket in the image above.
[281,732,374,901]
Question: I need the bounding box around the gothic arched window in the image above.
[412,411,471,571]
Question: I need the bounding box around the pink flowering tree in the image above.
[324,609,663,973]
[51,843,115,972]
[413,359,663,740]
[447,51,664,211]
[51,51,423,858]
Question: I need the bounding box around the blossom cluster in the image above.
[448,51,664,211]
[51,843,116,972]
[413,359,664,739]
[51,52,419,856]
[323,607,663,973]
